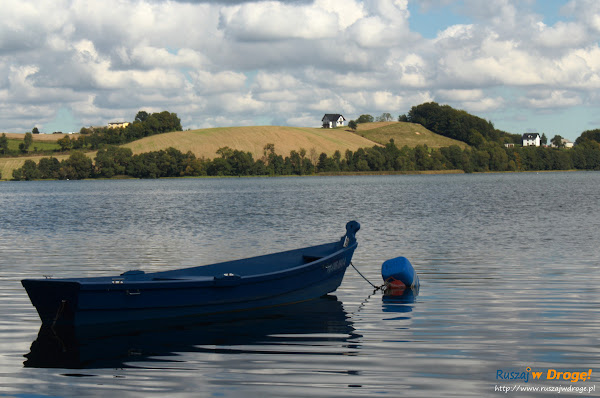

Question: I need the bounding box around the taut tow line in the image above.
[350,262,384,291]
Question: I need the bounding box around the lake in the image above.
[1,173,599,397]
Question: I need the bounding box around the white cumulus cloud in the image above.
[0,0,599,140]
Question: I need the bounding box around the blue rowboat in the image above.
[22,221,360,326]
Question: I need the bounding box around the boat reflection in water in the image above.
[24,295,357,369]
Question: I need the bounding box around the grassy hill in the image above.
[353,122,469,149]
[1,123,466,180]
[122,126,380,159]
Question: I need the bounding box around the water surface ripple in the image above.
[1,172,599,397]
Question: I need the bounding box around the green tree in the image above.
[575,129,600,145]
[216,146,234,159]
[552,149,573,170]
[0,133,8,155]
[135,111,150,123]
[289,150,303,174]
[540,133,548,146]
[32,127,40,134]
[207,157,232,176]
[182,152,206,176]
[263,143,275,158]
[467,129,486,148]
[12,168,22,180]
[12,160,39,180]
[61,151,93,179]
[356,114,374,123]
[348,120,357,131]
[228,150,255,176]
[72,135,87,150]
[488,145,509,171]
[251,159,267,176]
[57,135,72,151]
[19,132,33,153]
[38,157,61,179]
[414,145,432,170]
[22,159,39,180]
[472,150,490,172]
[317,152,340,172]
[551,135,564,148]
[94,146,133,178]
[572,140,600,170]
[266,152,285,175]
[356,159,370,171]
[398,114,408,122]
[25,132,33,148]
[365,147,386,170]
[440,145,466,170]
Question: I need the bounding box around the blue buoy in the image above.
[381,257,419,289]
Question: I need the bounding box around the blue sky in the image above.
[408,1,472,38]
[2,0,600,142]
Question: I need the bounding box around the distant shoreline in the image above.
[4,169,592,183]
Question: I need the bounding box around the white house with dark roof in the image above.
[522,133,541,147]
[322,114,346,128]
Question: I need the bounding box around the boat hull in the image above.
[22,222,360,326]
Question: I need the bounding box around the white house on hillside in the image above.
[522,133,541,147]
[322,114,346,128]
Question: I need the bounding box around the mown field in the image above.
[122,126,380,159]
[1,123,466,180]
[353,122,469,149]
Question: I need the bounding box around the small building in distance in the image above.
[522,133,540,147]
[322,114,346,128]
[108,121,130,129]
[561,138,574,148]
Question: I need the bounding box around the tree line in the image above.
[0,111,182,157]
[68,110,183,150]
[10,137,600,181]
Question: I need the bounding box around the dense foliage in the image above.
[0,133,8,155]
[78,110,182,149]
[407,102,521,147]
[575,129,600,145]
[10,139,600,181]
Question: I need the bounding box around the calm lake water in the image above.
[1,173,599,397]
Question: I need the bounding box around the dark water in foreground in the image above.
[0,173,599,397]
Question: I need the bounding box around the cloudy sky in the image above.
[2,0,599,141]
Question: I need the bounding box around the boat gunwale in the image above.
[22,241,358,291]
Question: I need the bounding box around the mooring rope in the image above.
[350,262,384,291]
